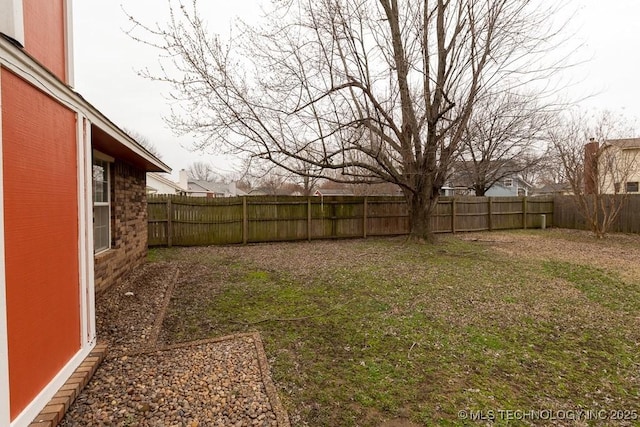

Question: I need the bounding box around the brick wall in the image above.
[94,159,147,294]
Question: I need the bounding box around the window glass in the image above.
[93,158,110,253]
[626,181,639,193]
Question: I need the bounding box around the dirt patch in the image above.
[460,229,640,282]
[95,262,177,357]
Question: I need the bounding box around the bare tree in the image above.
[129,0,572,241]
[187,161,220,182]
[123,128,163,159]
[255,169,291,195]
[456,90,551,196]
[522,149,565,188]
[549,110,639,238]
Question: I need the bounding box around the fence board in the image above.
[553,194,640,233]
[147,195,554,246]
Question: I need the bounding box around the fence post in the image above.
[522,197,528,230]
[363,197,368,238]
[307,197,312,242]
[166,198,173,248]
[488,197,493,231]
[242,196,248,244]
[451,198,457,233]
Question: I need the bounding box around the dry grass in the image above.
[150,230,640,426]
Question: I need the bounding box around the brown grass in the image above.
[150,229,640,426]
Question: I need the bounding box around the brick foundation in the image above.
[29,344,107,427]
[94,159,148,294]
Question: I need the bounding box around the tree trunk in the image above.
[405,188,439,242]
[474,185,486,197]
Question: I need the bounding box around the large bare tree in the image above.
[549,110,639,238]
[130,0,570,240]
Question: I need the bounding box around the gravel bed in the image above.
[62,336,280,426]
[61,260,289,426]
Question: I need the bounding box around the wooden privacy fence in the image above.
[147,195,554,247]
[553,194,640,234]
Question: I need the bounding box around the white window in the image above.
[626,181,639,193]
[503,178,513,188]
[93,156,111,253]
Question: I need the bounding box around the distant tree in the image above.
[129,0,572,241]
[187,161,221,182]
[123,128,162,159]
[548,110,639,238]
[256,170,291,195]
[524,150,567,188]
[456,90,551,196]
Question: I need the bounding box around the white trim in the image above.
[0,67,12,427]
[0,0,25,47]
[77,115,96,348]
[92,157,111,254]
[9,345,94,427]
[84,119,96,345]
[0,37,169,173]
[64,0,74,87]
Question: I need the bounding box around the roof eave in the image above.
[0,35,170,173]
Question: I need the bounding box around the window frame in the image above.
[503,178,513,188]
[92,151,113,254]
[626,181,639,193]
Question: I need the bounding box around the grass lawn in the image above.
[150,230,640,426]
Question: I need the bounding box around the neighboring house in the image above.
[178,169,245,197]
[249,187,300,196]
[147,172,186,195]
[0,3,169,427]
[440,185,475,197]
[588,138,640,194]
[533,182,573,196]
[314,188,356,196]
[485,176,532,197]
[443,161,532,197]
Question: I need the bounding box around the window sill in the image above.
[94,248,112,258]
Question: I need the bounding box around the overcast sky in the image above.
[72,1,640,180]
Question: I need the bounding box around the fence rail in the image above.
[147,195,554,247]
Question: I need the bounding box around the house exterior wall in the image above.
[1,68,80,421]
[599,147,640,194]
[94,159,148,294]
[485,183,518,197]
[1,2,165,424]
[22,0,68,83]
[627,150,640,192]
[146,172,184,195]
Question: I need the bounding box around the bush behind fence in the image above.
[147,195,554,247]
[553,194,640,234]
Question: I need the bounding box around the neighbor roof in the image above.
[605,138,640,149]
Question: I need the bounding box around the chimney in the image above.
[179,169,189,190]
[584,139,599,194]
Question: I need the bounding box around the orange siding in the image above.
[22,0,67,82]
[1,69,80,420]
